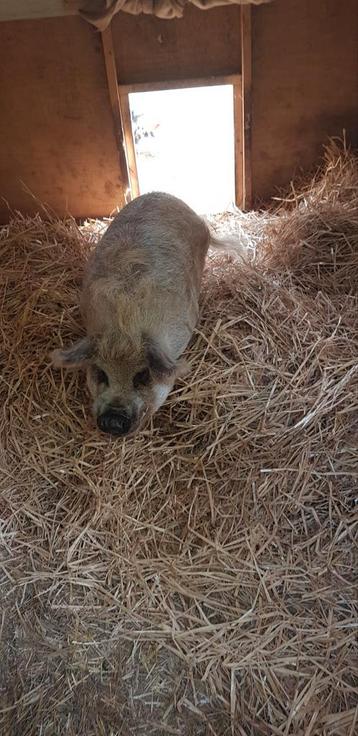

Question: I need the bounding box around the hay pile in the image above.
[1,143,357,735]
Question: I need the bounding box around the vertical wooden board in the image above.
[101,27,131,200]
[240,5,252,210]
[233,82,244,208]
[112,5,242,84]
[251,0,358,204]
[0,17,126,222]
[118,90,140,198]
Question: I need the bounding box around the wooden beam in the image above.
[233,81,244,209]
[119,74,241,96]
[118,88,140,199]
[101,26,132,203]
[240,5,253,210]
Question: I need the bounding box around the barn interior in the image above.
[1,1,357,735]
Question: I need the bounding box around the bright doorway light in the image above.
[129,85,235,215]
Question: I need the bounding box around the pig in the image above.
[51,192,242,437]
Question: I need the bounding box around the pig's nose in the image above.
[97,407,132,436]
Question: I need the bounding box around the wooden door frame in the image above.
[240,5,253,210]
[102,11,253,211]
[101,27,132,204]
[118,74,243,208]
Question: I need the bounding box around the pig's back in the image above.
[84,192,210,290]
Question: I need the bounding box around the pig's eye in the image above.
[94,366,109,386]
[133,368,151,389]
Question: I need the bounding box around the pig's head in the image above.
[51,333,184,437]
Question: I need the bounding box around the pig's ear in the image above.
[51,337,94,369]
[145,337,177,378]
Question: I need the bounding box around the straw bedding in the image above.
[1,142,357,735]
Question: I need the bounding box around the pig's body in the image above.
[82,192,210,364]
[52,192,213,436]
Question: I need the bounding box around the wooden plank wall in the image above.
[0,2,356,219]
[251,0,358,204]
[112,5,242,84]
[0,17,126,222]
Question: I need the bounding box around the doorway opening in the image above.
[126,84,236,215]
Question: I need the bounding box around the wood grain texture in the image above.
[0,0,79,22]
[112,5,242,84]
[0,16,126,222]
[233,81,244,208]
[240,4,252,209]
[251,0,358,204]
[101,26,131,198]
[118,89,140,198]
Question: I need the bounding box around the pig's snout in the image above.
[97,406,132,437]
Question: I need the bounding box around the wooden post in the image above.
[240,5,253,210]
[101,26,132,203]
[233,80,244,209]
[117,88,140,199]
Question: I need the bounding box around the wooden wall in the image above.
[112,5,242,84]
[0,1,356,220]
[0,17,126,222]
[251,0,358,203]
